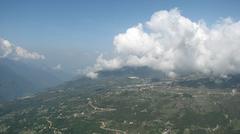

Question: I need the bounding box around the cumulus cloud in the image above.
[86,8,240,78]
[0,38,45,60]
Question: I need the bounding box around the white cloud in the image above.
[87,8,240,78]
[0,39,13,58]
[86,71,98,79]
[52,64,62,70]
[0,38,45,60]
[85,55,123,78]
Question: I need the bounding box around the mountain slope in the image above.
[97,67,240,89]
[97,66,166,79]
[0,62,36,100]
[177,74,240,89]
[0,59,65,100]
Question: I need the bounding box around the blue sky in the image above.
[1,0,240,74]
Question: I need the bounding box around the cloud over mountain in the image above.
[87,8,240,78]
[0,38,45,60]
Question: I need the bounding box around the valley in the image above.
[0,77,240,134]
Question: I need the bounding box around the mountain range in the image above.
[0,59,71,100]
